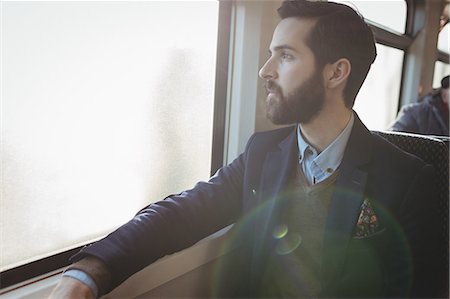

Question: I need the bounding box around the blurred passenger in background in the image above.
[391,75,449,136]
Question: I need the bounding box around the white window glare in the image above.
[433,61,450,88]
[438,23,449,53]
[353,44,404,131]
[1,1,219,271]
[333,0,407,33]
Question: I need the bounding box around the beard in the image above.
[265,71,325,125]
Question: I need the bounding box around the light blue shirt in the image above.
[63,269,99,298]
[297,113,354,185]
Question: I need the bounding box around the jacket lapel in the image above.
[321,113,373,294]
[259,128,298,205]
[249,127,298,287]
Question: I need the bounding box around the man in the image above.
[391,75,449,136]
[51,1,443,298]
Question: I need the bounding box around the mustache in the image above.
[264,80,282,94]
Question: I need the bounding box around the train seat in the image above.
[373,130,449,298]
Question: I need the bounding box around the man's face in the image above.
[259,18,325,125]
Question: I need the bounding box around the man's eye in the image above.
[281,53,293,60]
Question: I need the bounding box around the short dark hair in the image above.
[278,0,377,108]
[441,75,449,89]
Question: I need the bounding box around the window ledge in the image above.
[0,225,234,299]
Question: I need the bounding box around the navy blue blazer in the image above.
[74,113,441,298]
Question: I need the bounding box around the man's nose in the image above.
[259,59,277,80]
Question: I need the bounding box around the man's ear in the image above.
[324,58,351,89]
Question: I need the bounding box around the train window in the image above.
[334,0,407,33]
[2,1,219,274]
[353,44,404,130]
[438,23,449,53]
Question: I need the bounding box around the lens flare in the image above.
[272,224,288,239]
[276,233,302,255]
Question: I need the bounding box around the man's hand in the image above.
[48,276,95,299]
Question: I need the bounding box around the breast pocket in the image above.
[348,227,388,263]
[337,229,389,297]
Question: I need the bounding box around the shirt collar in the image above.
[297,125,314,162]
[297,112,354,174]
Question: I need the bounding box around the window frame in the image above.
[410,0,449,63]
[400,0,448,107]
[368,0,448,116]
[358,0,409,126]
[0,0,232,291]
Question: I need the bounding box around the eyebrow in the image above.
[269,45,298,54]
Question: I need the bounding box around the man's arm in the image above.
[49,134,254,297]
[49,277,95,299]
[50,256,111,299]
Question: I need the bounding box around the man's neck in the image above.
[299,107,352,153]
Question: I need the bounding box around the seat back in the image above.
[373,131,449,297]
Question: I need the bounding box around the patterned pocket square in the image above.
[353,198,380,239]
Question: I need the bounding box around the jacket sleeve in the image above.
[71,135,255,293]
[391,105,419,133]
